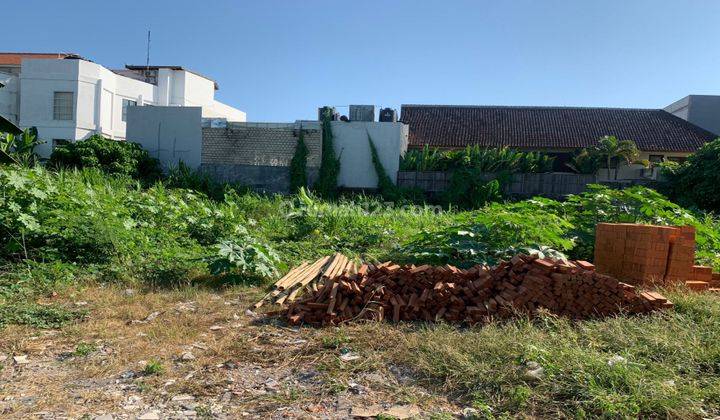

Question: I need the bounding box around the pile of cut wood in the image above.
[254,253,357,308]
[272,254,672,326]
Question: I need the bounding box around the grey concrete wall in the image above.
[200,164,319,194]
[686,96,720,137]
[397,171,598,198]
[331,121,408,189]
[126,106,202,169]
[665,95,720,137]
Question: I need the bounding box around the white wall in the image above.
[20,59,81,156]
[204,99,247,121]
[0,72,20,123]
[331,121,409,189]
[16,58,245,157]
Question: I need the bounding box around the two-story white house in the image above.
[0,52,246,157]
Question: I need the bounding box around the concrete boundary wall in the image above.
[331,121,408,188]
[200,121,322,193]
[127,106,203,169]
[397,171,598,197]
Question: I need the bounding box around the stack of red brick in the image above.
[284,254,671,326]
[594,223,719,291]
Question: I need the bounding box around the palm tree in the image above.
[595,135,639,180]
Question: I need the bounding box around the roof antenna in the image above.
[145,29,151,82]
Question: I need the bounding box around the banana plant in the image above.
[0,128,44,166]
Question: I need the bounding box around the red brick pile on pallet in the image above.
[594,223,719,292]
[284,254,671,326]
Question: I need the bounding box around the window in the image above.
[53,92,74,120]
[122,99,137,122]
[649,154,664,164]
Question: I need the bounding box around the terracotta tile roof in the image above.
[400,105,718,152]
[0,53,71,66]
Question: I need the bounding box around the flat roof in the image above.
[0,52,74,66]
[124,65,219,89]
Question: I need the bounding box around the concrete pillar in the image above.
[94,78,103,135]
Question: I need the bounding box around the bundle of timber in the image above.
[283,254,672,326]
[254,253,357,308]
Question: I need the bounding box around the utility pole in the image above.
[145,30,151,83]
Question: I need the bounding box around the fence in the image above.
[397,171,598,197]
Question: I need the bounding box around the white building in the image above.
[0,53,246,157]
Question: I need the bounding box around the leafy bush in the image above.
[0,129,43,166]
[400,145,555,173]
[0,303,85,329]
[2,164,720,330]
[0,166,277,281]
[207,237,279,278]
[566,148,603,174]
[442,167,505,209]
[563,185,720,262]
[401,200,575,267]
[164,162,251,201]
[566,137,641,176]
[48,135,161,183]
[662,138,720,211]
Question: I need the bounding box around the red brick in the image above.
[685,281,710,291]
[576,261,595,271]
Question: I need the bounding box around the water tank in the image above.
[349,105,375,122]
[379,108,398,122]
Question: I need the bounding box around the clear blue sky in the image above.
[5,0,720,121]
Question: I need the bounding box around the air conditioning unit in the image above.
[349,105,375,122]
[379,108,398,122]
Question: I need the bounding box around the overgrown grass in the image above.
[396,290,720,418]
[2,164,720,330]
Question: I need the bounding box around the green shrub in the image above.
[0,166,277,281]
[73,342,97,357]
[143,359,165,375]
[400,200,575,267]
[0,129,43,166]
[400,145,555,173]
[206,234,280,279]
[563,185,720,262]
[164,161,251,201]
[0,303,85,329]
[662,139,720,211]
[442,167,505,209]
[566,148,603,174]
[48,135,161,183]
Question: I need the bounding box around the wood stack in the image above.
[253,253,357,308]
[283,254,672,326]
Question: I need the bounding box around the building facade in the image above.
[0,53,245,157]
[126,105,409,193]
[400,104,718,170]
[665,95,720,139]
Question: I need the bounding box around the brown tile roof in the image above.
[401,105,718,152]
[0,53,71,66]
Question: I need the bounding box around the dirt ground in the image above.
[0,285,462,419]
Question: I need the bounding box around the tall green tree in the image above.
[596,135,639,179]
